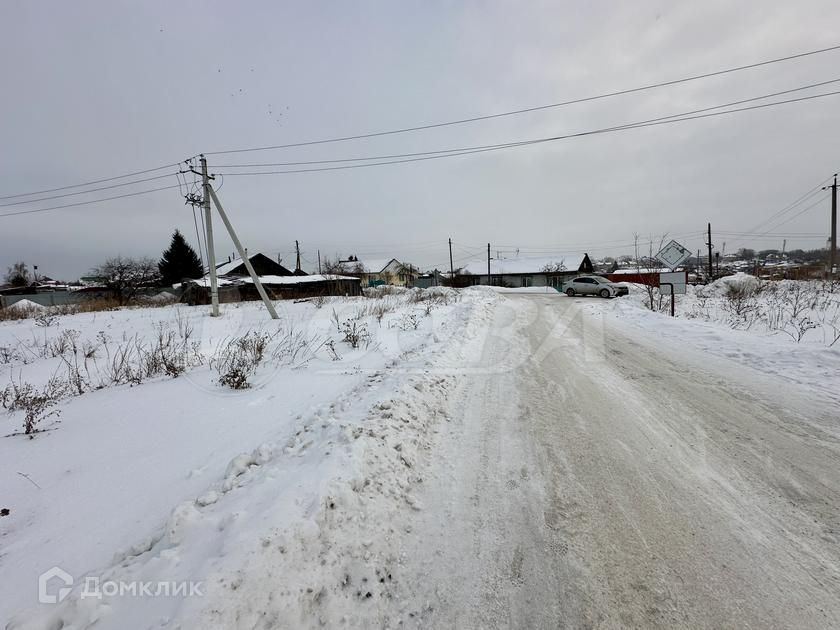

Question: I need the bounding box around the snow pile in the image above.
[0,287,498,627]
[698,272,762,297]
[6,298,45,312]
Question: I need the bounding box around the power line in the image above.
[0,162,188,202]
[0,173,178,208]
[216,90,840,177]
[738,177,833,235]
[209,77,840,170]
[0,184,183,218]
[756,192,829,233]
[204,43,840,157]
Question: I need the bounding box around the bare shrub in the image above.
[313,295,327,309]
[34,313,59,328]
[0,346,19,364]
[324,339,342,361]
[721,282,761,329]
[393,313,420,331]
[211,331,274,389]
[340,320,370,349]
[1,377,64,437]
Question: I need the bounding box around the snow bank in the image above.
[6,298,45,312]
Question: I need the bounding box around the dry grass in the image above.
[0,296,168,322]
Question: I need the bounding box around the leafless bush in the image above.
[270,327,320,367]
[34,313,59,328]
[780,316,818,343]
[324,339,342,361]
[0,346,19,364]
[340,320,370,349]
[211,331,274,389]
[393,313,420,331]
[313,295,327,309]
[109,340,144,386]
[721,282,761,329]
[1,376,64,437]
[172,309,193,343]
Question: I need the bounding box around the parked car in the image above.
[564,275,628,298]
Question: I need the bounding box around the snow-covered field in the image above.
[0,287,496,628]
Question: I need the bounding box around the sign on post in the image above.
[659,271,687,295]
[655,240,692,271]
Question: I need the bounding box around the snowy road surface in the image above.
[396,293,840,629]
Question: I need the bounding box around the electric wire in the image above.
[203,43,840,157]
[216,90,840,177]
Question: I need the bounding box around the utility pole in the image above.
[295,240,301,273]
[824,174,838,278]
[318,249,322,275]
[706,223,713,281]
[200,155,220,316]
[448,238,454,282]
[207,187,279,319]
[487,243,491,286]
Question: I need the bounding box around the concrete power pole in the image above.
[824,174,838,277]
[207,187,279,319]
[295,240,301,273]
[200,155,220,316]
[487,243,491,286]
[318,249,322,275]
[706,223,714,281]
[448,238,454,282]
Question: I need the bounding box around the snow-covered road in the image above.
[394,292,840,628]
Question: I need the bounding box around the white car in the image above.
[564,275,628,298]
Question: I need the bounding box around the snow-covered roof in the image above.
[176,274,359,289]
[610,267,674,275]
[461,256,583,275]
[340,258,399,273]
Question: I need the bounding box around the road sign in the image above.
[659,271,687,295]
[655,240,692,271]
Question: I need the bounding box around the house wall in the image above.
[458,273,573,289]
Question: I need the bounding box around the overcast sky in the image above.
[2,0,840,279]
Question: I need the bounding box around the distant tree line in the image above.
[4,230,204,305]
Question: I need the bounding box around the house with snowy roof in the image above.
[212,252,293,278]
[336,256,418,287]
[455,254,593,290]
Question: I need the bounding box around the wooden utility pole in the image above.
[317,249,322,275]
[295,240,301,272]
[706,223,713,281]
[448,238,454,281]
[824,174,838,277]
[200,155,220,316]
[487,243,491,285]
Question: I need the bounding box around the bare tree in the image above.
[92,256,159,305]
[634,233,668,311]
[5,261,30,287]
[541,260,566,273]
[320,257,345,275]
